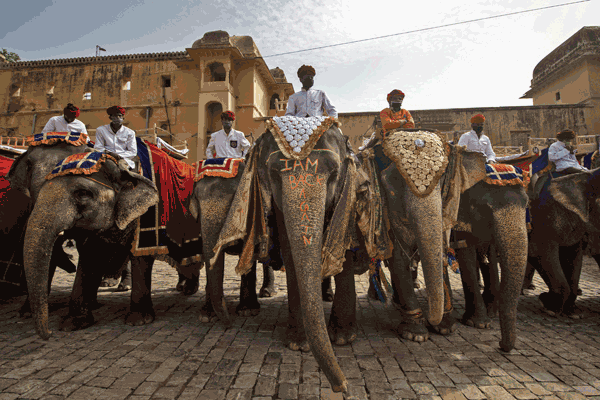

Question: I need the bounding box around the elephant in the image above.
[21,151,159,339]
[449,180,529,352]
[527,168,600,318]
[359,132,487,343]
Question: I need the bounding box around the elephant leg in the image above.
[237,261,260,317]
[116,261,132,292]
[259,262,277,298]
[457,243,490,329]
[561,241,584,319]
[176,272,186,291]
[480,245,500,318]
[328,252,357,346]
[521,262,537,292]
[59,251,104,332]
[388,242,428,342]
[412,260,420,289]
[199,252,230,326]
[125,255,155,326]
[322,276,333,302]
[533,242,569,315]
[181,267,200,296]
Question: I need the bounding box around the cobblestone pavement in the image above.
[2,251,600,400]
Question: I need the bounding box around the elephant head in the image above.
[253,121,356,392]
[8,142,88,202]
[23,153,158,339]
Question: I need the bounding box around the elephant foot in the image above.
[563,304,584,320]
[199,298,231,326]
[125,310,155,326]
[538,292,562,317]
[327,318,357,346]
[116,283,131,292]
[258,285,277,298]
[499,339,515,353]
[285,326,310,352]
[89,300,103,310]
[182,279,199,296]
[59,312,95,332]
[100,277,119,288]
[461,313,491,329]
[396,307,428,342]
[236,301,260,317]
[429,312,458,336]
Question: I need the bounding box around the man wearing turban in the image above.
[285,65,337,118]
[41,103,87,134]
[457,114,497,163]
[380,90,415,135]
[206,111,251,159]
[94,105,137,170]
[548,129,588,173]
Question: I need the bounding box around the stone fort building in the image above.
[1,27,599,161]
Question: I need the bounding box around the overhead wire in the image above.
[261,0,590,58]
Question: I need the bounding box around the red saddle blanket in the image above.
[27,131,88,147]
[484,163,529,187]
[195,158,243,182]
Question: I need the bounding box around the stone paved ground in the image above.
[2,250,600,400]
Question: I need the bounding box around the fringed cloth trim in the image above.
[45,151,118,180]
[484,163,530,188]
[267,117,340,160]
[195,158,243,182]
[28,132,89,147]
[382,130,449,198]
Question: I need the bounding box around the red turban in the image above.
[470,114,485,124]
[63,103,80,118]
[107,106,126,116]
[297,65,316,78]
[221,111,235,121]
[556,129,576,140]
[387,90,405,101]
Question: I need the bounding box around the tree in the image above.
[1,49,20,63]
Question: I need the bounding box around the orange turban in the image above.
[297,65,316,78]
[470,114,485,124]
[387,90,405,101]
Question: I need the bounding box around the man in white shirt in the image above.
[285,65,337,118]
[206,111,251,159]
[458,114,496,163]
[41,103,87,134]
[548,129,588,173]
[94,106,137,170]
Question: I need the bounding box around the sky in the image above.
[1,0,597,113]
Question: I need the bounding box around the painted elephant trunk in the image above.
[411,190,444,326]
[282,189,348,393]
[23,181,77,339]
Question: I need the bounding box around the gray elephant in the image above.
[358,131,487,343]
[450,179,529,352]
[528,168,600,317]
[21,150,159,339]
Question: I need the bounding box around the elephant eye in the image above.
[73,188,94,201]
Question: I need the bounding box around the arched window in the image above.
[269,94,280,110]
[206,102,223,150]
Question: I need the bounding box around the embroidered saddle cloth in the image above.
[46,151,117,180]
[195,158,244,182]
[382,130,449,197]
[28,131,89,147]
[484,163,529,187]
[266,115,339,160]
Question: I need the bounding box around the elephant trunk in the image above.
[281,184,347,393]
[410,189,444,326]
[23,181,77,339]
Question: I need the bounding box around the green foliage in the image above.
[1,49,20,63]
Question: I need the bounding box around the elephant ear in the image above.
[456,147,487,192]
[102,160,159,230]
[547,173,589,225]
[6,150,32,197]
